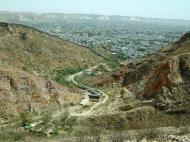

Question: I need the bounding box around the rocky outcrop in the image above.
[122,55,190,113]
[176,32,190,44]
[121,53,165,85]
[121,33,190,114]
[0,68,80,119]
[142,55,190,113]
[143,57,182,98]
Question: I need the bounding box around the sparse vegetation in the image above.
[0,12,190,142]
[41,112,52,125]
[20,112,33,127]
[0,130,24,141]
[57,112,77,132]
[137,129,160,140]
[52,67,84,85]
[109,131,128,142]
[106,61,120,69]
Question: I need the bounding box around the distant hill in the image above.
[0,22,112,75]
[1,11,189,60]
[0,11,190,23]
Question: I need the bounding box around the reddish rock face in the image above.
[143,58,179,98]
[97,79,112,86]
[121,53,190,113]
[112,71,125,81]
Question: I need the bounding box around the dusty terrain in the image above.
[0,22,190,141]
[69,32,190,141]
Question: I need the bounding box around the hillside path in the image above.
[67,64,109,116]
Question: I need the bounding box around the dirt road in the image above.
[67,64,109,116]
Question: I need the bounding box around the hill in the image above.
[75,32,190,132]
[0,22,113,75]
[0,21,190,141]
[1,11,190,23]
[0,22,113,119]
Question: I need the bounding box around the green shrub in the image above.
[52,111,76,133]
[0,131,23,141]
[54,67,84,76]
[52,67,84,85]
[20,32,28,40]
[12,132,22,141]
[20,112,33,127]
[59,112,76,132]
[106,61,119,69]
[41,112,51,125]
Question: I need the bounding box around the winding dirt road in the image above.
[67,64,109,116]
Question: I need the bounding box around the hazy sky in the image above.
[0,0,190,20]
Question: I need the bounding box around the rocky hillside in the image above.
[64,33,189,141]
[0,22,111,76]
[95,32,190,115]
[122,32,190,114]
[0,22,112,119]
[0,66,81,118]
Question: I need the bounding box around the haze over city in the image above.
[0,0,190,20]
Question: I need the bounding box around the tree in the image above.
[20,32,27,40]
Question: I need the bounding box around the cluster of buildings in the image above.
[33,20,187,59]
